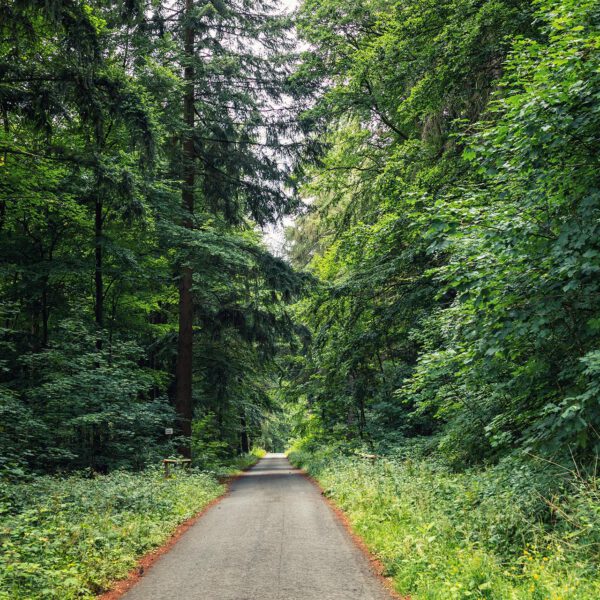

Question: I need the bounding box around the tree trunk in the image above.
[358,395,366,439]
[175,266,194,449]
[175,0,195,457]
[240,415,249,454]
[0,102,8,232]
[41,282,49,348]
[95,197,103,351]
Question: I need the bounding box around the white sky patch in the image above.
[262,0,301,258]
[281,0,300,12]
[263,214,295,257]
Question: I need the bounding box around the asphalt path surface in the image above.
[122,453,392,600]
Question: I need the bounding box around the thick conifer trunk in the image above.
[175,0,195,457]
[95,197,103,351]
[0,104,7,231]
[240,415,249,454]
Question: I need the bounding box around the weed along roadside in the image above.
[288,447,600,599]
[97,449,266,600]
[0,451,265,600]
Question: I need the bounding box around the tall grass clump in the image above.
[289,443,600,599]
[0,469,223,599]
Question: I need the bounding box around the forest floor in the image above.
[121,454,393,600]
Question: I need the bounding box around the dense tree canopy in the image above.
[1,0,598,474]
[1,1,600,598]
[0,0,303,472]
[285,0,600,467]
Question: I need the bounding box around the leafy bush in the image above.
[0,469,223,599]
[226,448,267,473]
[412,0,600,464]
[1,319,176,474]
[191,412,232,470]
[289,444,600,599]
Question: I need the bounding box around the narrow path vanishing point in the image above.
[122,454,392,600]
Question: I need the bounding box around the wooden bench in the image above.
[163,458,192,478]
[357,452,379,462]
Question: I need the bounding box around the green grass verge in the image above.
[0,468,223,599]
[288,446,600,600]
[0,449,267,599]
[219,448,267,476]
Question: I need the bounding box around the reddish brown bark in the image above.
[174,0,196,457]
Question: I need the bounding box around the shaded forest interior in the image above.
[1,0,600,597]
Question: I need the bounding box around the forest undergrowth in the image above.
[0,449,264,600]
[289,443,600,600]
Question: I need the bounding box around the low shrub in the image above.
[289,444,600,599]
[228,448,267,472]
[0,469,223,599]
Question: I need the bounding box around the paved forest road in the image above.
[123,454,392,600]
